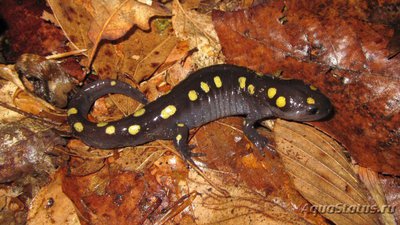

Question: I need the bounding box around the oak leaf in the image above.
[88,0,171,43]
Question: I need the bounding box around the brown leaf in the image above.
[27,173,80,225]
[62,159,172,225]
[171,0,222,67]
[46,0,93,50]
[132,35,178,82]
[113,145,167,172]
[88,0,171,42]
[378,175,400,222]
[187,168,327,225]
[13,90,66,123]
[48,0,177,82]
[0,0,66,61]
[358,167,397,225]
[0,188,26,225]
[0,118,65,183]
[192,117,328,224]
[212,3,400,175]
[86,1,171,66]
[274,119,379,225]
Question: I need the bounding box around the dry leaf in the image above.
[187,168,325,225]
[87,0,171,66]
[66,139,114,161]
[87,0,170,42]
[0,187,26,225]
[27,173,80,225]
[358,167,397,225]
[13,90,66,123]
[47,0,176,82]
[0,79,25,123]
[0,64,25,90]
[61,164,166,225]
[133,35,178,82]
[171,0,223,67]
[273,119,379,225]
[191,118,328,224]
[114,145,167,172]
[46,0,92,50]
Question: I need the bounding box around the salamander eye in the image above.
[307,106,319,114]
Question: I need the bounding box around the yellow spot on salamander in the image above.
[176,134,182,142]
[134,108,145,117]
[128,125,141,135]
[161,105,177,119]
[276,96,286,108]
[213,76,222,88]
[188,90,198,101]
[73,122,84,132]
[111,81,116,86]
[177,123,185,127]
[307,97,316,105]
[238,77,246,89]
[267,87,277,99]
[310,85,317,91]
[97,122,108,127]
[248,84,255,95]
[200,82,210,93]
[67,108,78,116]
[105,126,116,135]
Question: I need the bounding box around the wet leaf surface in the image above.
[1,0,399,224]
[212,2,400,175]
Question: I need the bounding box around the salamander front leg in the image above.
[243,117,277,156]
[173,123,205,168]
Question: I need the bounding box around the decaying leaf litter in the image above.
[0,0,399,225]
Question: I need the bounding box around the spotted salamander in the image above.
[68,64,332,165]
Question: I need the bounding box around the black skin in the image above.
[68,64,333,166]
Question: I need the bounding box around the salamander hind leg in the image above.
[173,123,205,168]
[243,117,277,156]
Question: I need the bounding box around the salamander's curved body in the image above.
[68,64,332,164]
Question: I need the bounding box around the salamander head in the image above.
[267,80,333,121]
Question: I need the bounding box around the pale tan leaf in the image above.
[48,0,170,77]
[274,119,380,225]
[0,80,24,123]
[358,167,397,225]
[0,64,25,90]
[114,145,167,172]
[186,168,324,225]
[87,0,171,66]
[88,0,170,42]
[46,0,93,51]
[133,35,178,82]
[171,0,223,67]
[27,173,80,225]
